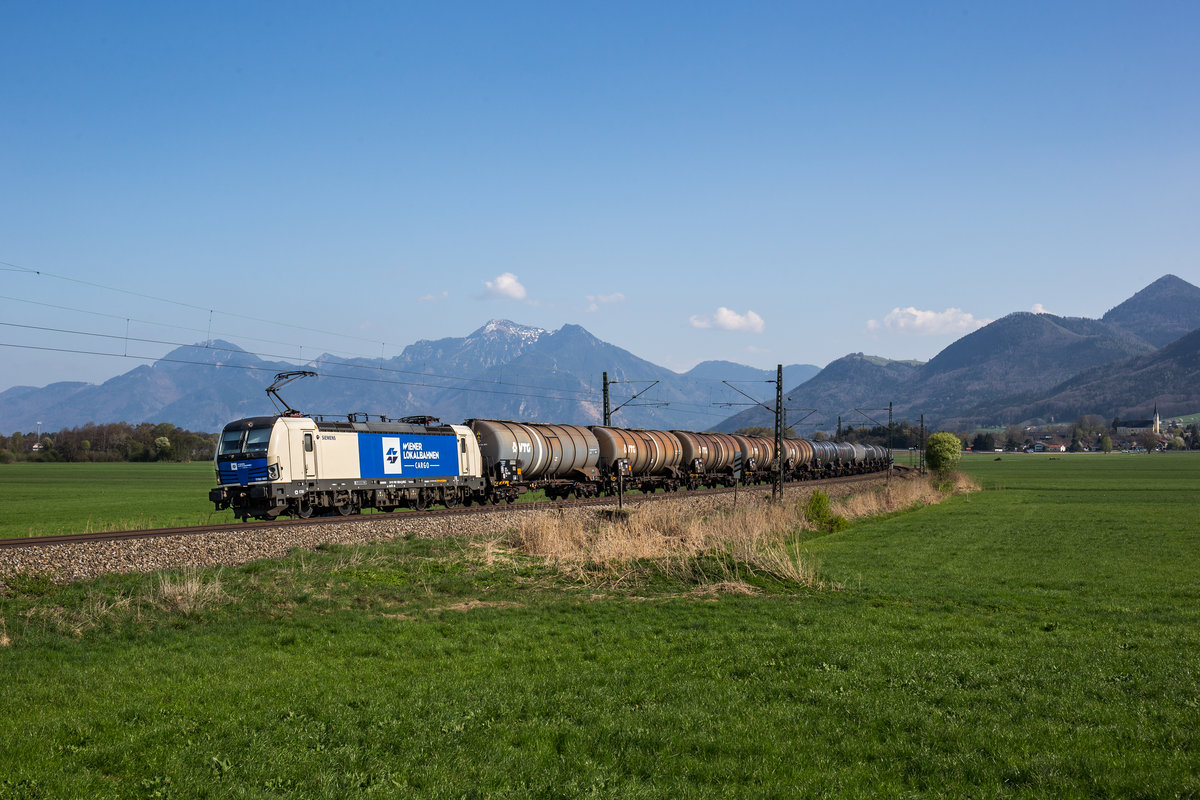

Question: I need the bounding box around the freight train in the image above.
[209,412,892,521]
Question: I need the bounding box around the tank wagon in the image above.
[211,412,893,521]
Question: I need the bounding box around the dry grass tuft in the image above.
[438,600,524,614]
[157,568,226,615]
[25,594,136,639]
[507,474,976,591]
[949,471,981,493]
[827,473,979,520]
[511,497,821,588]
[690,581,759,598]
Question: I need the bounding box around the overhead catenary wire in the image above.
[1,259,386,347]
[2,259,748,423]
[0,339,736,423]
[0,340,599,403]
[0,293,327,354]
[0,321,604,399]
[2,273,635,400]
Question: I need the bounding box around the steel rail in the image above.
[0,470,896,550]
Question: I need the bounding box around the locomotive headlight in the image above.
[268,463,280,480]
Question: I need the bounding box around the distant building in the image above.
[1117,405,1161,436]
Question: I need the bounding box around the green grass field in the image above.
[0,462,568,540]
[0,462,236,538]
[1,454,1197,797]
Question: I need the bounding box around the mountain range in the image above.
[3,275,1199,434]
[716,274,1200,432]
[0,319,818,433]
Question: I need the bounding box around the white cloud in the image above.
[419,291,449,302]
[689,307,765,334]
[1031,303,1051,314]
[585,292,626,312]
[484,272,527,300]
[866,307,990,336]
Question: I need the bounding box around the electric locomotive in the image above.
[209,413,488,520]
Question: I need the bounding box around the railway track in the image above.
[0,470,899,550]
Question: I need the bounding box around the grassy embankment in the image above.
[1,454,1197,797]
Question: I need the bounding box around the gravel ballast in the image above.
[0,478,888,588]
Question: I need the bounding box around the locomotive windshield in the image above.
[219,430,243,456]
[219,426,272,456]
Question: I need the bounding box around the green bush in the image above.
[803,489,847,533]
[925,431,963,476]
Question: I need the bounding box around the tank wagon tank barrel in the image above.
[211,409,892,520]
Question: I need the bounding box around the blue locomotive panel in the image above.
[218,458,269,486]
[357,432,458,480]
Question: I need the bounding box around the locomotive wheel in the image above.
[335,502,354,516]
[295,501,313,519]
[413,491,429,511]
[442,489,460,508]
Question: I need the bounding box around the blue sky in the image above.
[2,1,1198,394]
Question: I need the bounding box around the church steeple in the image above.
[1153,403,1161,434]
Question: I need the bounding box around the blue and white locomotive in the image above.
[209,413,494,520]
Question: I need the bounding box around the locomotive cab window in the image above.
[219,430,244,455]
[304,433,313,452]
[244,428,271,454]
[219,427,272,455]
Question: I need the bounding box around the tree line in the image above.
[1,422,217,464]
[733,421,926,449]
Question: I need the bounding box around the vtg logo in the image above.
[382,437,403,475]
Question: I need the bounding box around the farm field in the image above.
[1,454,1197,797]
[0,462,558,539]
[0,462,237,538]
